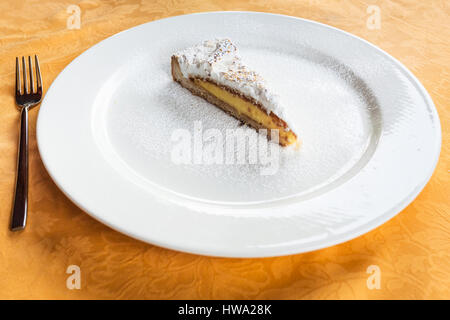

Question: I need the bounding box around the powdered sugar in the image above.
[102,44,377,202]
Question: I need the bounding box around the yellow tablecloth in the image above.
[0,0,449,299]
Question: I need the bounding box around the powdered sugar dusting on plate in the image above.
[103,44,376,202]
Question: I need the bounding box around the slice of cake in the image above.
[171,38,298,147]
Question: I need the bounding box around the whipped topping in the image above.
[173,38,287,121]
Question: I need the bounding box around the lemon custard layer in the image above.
[193,79,298,146]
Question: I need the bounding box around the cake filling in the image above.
[194,79,297,145]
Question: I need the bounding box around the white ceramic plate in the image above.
[37,12,441,257]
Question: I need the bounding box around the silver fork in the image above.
[11,56,42,231]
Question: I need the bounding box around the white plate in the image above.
[37,12,441,257]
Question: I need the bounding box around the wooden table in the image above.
[0,0,448,299]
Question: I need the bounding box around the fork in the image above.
[11,56,42,231]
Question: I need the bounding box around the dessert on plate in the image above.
[171,38,298,147]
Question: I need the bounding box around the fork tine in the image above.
[28,56,35,94]
[15,57,21,95]
[35,55,42,93]
[22,56,28,94]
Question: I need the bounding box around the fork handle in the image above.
[11,107,29,231]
